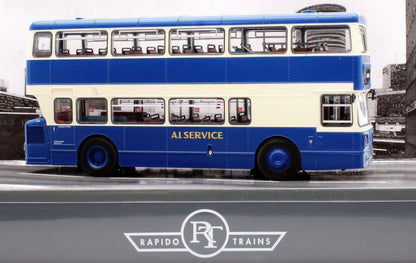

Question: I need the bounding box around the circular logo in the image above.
[181,209,229,258]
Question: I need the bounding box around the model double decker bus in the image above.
[25,11,373,180]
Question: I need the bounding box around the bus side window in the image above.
[292,26,351,53]
[111,98,165,124]
[169,28,225,55]
[54,98,72,124]
[77,98,108,124]
[229,27,287,55]
[112,30,165,56]
[321,95,352,126]
[229,98,251,125]
[33,32,52,57]
[56,31,107,57]
[169,98,224,125]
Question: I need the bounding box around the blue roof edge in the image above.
[30,13,366,30]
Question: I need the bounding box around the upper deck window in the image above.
[112,30,165,56]
[33,32,52,57]
[169,28,224,55]
[230,27,287,54]
[56,31,108,57]
[292,26,351,53]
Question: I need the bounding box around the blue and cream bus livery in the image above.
[25,12,373,180]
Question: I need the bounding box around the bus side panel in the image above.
[51,60,108,84]
[166,58,226,83]
[119,126,167,168]
[27,60,51,85]
[49,125,77,165]
[288,56,355,84]
[226,127,253,169]
[109,59,166,84]
[167,127,227,169]
[227,57,289,83]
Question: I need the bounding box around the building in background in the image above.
[406,0,416,156]
[297,4,346,13]
[0,90,39,160]
[374,64,406,157]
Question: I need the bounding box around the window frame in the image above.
[55,30,108,57]
[229,27,287,55]
[229,98,252,125]
[111,98,165,124]
[291,25,352,54]
[111,29,165,56]
[169,28,225,56]
[54,98,73,124]
[33,32,52,57]
[321,94,353,127]
[76,98,108,124]
[169,98,225,125]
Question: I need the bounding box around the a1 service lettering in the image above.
[171,131,224,140]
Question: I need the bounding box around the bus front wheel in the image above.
[79,137,118,177]
[255,138,301,180]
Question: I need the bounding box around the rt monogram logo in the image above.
[181,209,229,258]
[190,221,224,248]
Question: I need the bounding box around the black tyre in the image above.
[255,138,301,180]
[79,137,118,177]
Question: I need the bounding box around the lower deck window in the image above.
[229,98,251,124]
[169,98,224,125]
[77,98,107,124]
[111,98,165,124]
[322,95,352,126]
[54,98,72,124]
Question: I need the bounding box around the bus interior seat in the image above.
[202,116,211,124]
[147,47,157,54]
[194,45,203,53]
[84,48,94,55]
[183,45,192,54]
[219,45,224,53]
[192,113,201,122]
[122,48,132,55]
[172,46,181,54]
[208,44,217,53]
[157,45,164,54]
[214,114,223,123]
[60,49,70,56]
[133,47,143,54]
[99,48,107,55]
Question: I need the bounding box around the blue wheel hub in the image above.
[266,147,291,172]
[87,145,109,169]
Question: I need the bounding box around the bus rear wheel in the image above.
[255,138,301,180]
[79,137,118,177]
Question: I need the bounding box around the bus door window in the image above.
[112,30,165,56]
[77,98,108,124]
[230,27,286,54]
[169,28,224,55]
[229,98,251,125]
[321,95,353,126]
[292,26,351,53]
[111,98,165,124]
[56,31,107,57]
[169,98,224,125]
[54,98,72,124]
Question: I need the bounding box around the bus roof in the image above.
[30,12,366,30]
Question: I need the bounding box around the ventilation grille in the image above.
[27,126,45,144]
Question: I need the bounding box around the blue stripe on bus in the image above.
[27,122,372,171]
[30,13,366,30]
[27,56,370,90]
